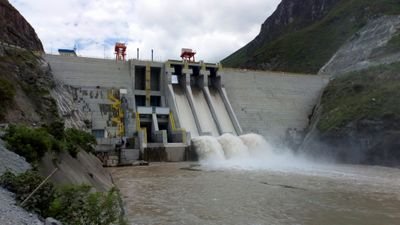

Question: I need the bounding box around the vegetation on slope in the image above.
[222,0,400,73]
[317,62,400,132]
[0,48,59,124]
[0,170,125,225]
[1,123,122,224]
[370,32,400,58]
[4,123,96,163]
[0,77,16,119]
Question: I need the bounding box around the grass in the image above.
[317,62,400,132]
[222,0,400,73]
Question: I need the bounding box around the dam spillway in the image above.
[45,54,328,164]
[190,86,219,136]
[172,84,199,137]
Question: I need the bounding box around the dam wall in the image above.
[45,55,131,88]
[223,69,329,143]
[45,53,328,152]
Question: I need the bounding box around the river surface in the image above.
[110,162,400,225]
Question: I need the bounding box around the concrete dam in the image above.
[45,54,328,164]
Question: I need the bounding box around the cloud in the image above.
[10,0,280,62]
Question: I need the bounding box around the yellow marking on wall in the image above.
[108,89,124,137]
[136,112,147,144]
[169,112,187,144]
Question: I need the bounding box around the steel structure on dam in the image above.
[45,54,327,164]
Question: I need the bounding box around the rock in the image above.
[45,217,63,225]
[222,0,340,70]
[0,188,43,225]
[0,139,31,175]
[0,0,43,51]
[319,15,400,76]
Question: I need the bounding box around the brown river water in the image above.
[110,162,400,225]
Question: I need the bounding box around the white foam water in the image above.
[191,136,225,162]
[217,133,249,159]
[192,133,313,171]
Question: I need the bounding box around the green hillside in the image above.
[317,62,400,132]
[222,0,400,74]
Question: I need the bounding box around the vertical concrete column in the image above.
[201,62,209,87]
[182,61,191,85]
[128,60,137,136]
[159,64,166,107]
[183,62,203,134]
[164,62,182,128]
[130,60,137,110]
[145,63,151,106]
[152,113,159,132]
[217,65,243,134]
[200,62,223,134]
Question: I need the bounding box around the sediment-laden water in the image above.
[110,134,400,225]
[110,163,400,225]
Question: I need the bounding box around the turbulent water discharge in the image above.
[192,133,309,171]
[110,133,400,225]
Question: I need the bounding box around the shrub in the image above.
[4,124,97,161]
[1,171,125,225]
[48,185,92,223]
[0,170,55,216]
[64,128,96,156]
[4,125,53,163]
[44,120,65,140]
[49,185,123,225]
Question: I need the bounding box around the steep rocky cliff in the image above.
[222,0,400,73]
[0,0,43,51]
[0,43,58,125]
[319,15,400,76]
[0,0,58,125]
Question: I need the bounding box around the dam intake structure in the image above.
[45,52,327,166]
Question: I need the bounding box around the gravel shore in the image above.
[0,139,43,224]
[0,188,43,225]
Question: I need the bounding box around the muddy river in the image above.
[110,162,400,225]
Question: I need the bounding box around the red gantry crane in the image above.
[180,48,196,62]
[115,42,127,61]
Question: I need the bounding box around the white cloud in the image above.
[10,0,280,62]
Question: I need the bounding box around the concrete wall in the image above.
[46,54,329,145]
[45,55,131,88]
[223,69,329,142]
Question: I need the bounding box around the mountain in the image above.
[301,62,400,166]
[0,0,58,124]
[0,0,43,51]
[0,0,112,196]
[222,0,400,74]
[222,0,400,166]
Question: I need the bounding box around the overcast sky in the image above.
[10,0,281,62]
